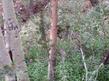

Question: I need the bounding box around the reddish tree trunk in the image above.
[48,0,58,81]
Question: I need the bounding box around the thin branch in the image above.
[80,47,88,81]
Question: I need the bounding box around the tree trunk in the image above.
[0,27,14,81]
[2,0,30,81]
[0,29,11,69]
[48,0,58,81]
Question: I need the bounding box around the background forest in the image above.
[21,0,109,81]
[1,0,109,81]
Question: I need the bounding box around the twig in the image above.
[80,47,88,81]
[89,63,103,81]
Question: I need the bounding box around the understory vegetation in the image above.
[19,0,109,81]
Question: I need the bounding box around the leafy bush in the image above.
[22,0,109,81]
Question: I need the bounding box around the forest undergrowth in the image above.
[21,1,109,81]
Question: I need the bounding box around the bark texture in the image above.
[48,0,58,81]
[2,0,29,81]
[0,29,11,69]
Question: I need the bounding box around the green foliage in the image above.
[97,65,109,81]
[26,47,48,81]
[26,47,48,61]
[21,0,109,81]
[26,41,85,81]
[56,49,83,81]
[28,61,48,81]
